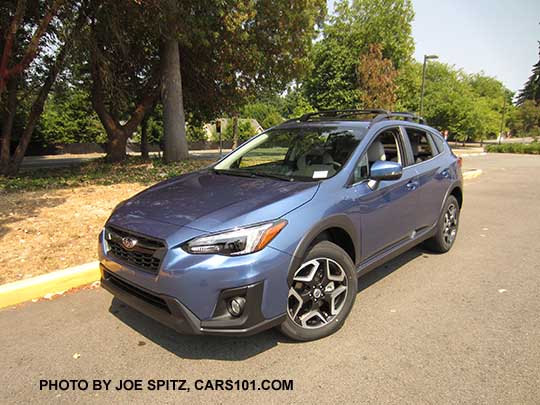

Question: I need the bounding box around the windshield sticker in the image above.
[313,171,328,179]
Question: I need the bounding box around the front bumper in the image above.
[101,264,285,336]
[98,226,291,336]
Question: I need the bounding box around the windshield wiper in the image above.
[213,168,294,182]
[250,171,295,182]
[212,168,255,178]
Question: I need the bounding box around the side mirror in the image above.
[369,160,403,181]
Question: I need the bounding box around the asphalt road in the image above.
[2,154,540,404]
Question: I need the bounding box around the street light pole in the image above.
[420,54,438,116]
[498,93,508,145]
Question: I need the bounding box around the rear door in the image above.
[402,126,452,230]
[347,126,420,260]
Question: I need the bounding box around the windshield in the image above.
[214,126,365,182]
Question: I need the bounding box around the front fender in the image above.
[285,214,360,284]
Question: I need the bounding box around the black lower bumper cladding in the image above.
[100,264,284,336]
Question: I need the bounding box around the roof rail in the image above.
[298,109,389,121]
[371,111,426,126]
[280,109,426,126]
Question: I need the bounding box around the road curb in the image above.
[463,169,483,180]
[0,261,100,309]
[456,152,487,157]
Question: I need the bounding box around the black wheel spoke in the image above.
[288,257,348,330]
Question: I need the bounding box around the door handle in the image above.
[406,180,418,191]
[441,169,450,178]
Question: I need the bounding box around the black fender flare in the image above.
[287,214,361,284]
[441,181,463,213]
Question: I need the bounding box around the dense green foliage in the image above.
[485,142,540,154]
[241,103,283,129]
[305,0,415,109]
[419,64,510,142]
[510,45,540,137]
[223,120,257,143]
[37,88,105,145]
[508,100,540,137]
[4,0,538,172]
[516,43,540,105]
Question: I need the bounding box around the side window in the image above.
[353,128,402,183]
[430,132,446,154]
[405,128,435,164]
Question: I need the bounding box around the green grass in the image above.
[485,143,540,155]
[0,157,212,193]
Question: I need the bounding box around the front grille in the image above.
[105,226,166,274]
[104,270,170,313]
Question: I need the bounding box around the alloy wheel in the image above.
[287,257,349,329]
[443,203,458,245]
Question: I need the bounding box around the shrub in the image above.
[224,119,257,143]
[485,143,540,154]
[186,124,207,143]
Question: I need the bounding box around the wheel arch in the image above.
[450,185,463,208]
[287,215,360,284]
[439,181,463,217]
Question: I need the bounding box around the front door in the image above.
[347,127,420,261]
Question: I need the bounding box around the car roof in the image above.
[275,119,436,133]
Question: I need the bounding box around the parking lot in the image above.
[1,153,539,404]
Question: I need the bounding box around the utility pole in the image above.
[498,93,508,145]
[420,54,439,116]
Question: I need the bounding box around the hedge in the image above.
[485,143,540,154]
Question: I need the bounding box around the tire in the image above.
[279,241,357,341]
[424,195,460,253]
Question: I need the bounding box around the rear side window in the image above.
[430,132,446,154]
[405,127,435,164]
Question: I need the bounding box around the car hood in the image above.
[111,170,319,232]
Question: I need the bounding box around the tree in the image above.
[357,43,398,109]
[281,85,315,118]
[0,0,81,175]
[395,61,421,112]
[517,42,540,105]
[509,100,540,137]
[37,87,104,146]
[412,62,510,142]
[305,0,414,109]
[85,0,161,163]
[241,102,283,129]
[223,118,256,143]
[84,0,325,162]
[0,0,64,99]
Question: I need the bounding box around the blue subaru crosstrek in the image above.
[99,109,463,341]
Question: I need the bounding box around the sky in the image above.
[327,0,540,92]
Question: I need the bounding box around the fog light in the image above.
[227,297,246,317]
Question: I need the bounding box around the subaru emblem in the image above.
[121,236,138,249]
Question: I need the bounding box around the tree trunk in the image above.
[3,43,67,175]
[0,78,18,173]
[107,129,128,163]
[141,115,149,159]
[0,0,26,99]
[232,114,239,149]
[160,39,188,162]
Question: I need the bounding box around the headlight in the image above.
[182,220,287,256]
